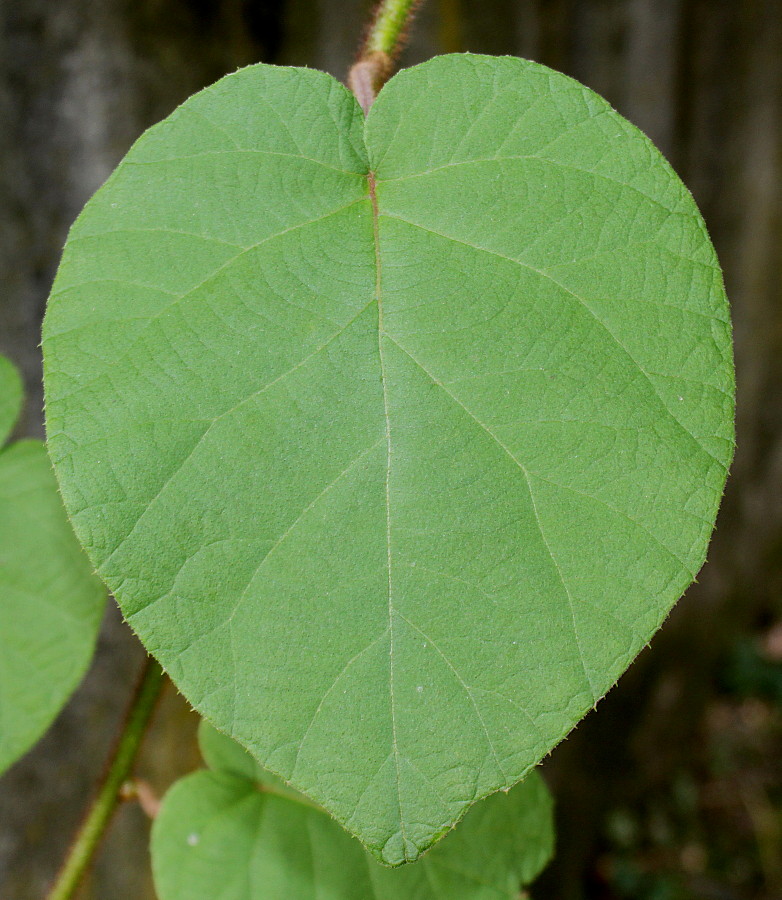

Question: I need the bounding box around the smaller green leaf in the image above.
[0,354,23,447]
[199,720,301,802]
[0,355,106,775]
[152,720,554,899]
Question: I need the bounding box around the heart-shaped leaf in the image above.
[42,54,734,862]
[0,355,106,774]
[152,720,554,899]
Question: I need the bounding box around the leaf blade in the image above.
[43,55,733,860]
[0,357,106,773]
[0,354,23,447]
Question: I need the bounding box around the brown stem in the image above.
[348,0,424,113]
[348,51,393,115]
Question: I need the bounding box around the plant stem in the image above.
[47,656,165,900]
[349,0,423,114]
[364,0,420,57]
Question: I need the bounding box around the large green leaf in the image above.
[0,356,106,774]
[42,54,734,862]
[152,720,554,899]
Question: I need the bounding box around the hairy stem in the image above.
[365,0,420,57]
[47,657,165,900]
[349,0,423,114]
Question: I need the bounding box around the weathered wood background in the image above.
[1,1,779,898]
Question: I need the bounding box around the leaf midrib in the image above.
[368,167,410,862]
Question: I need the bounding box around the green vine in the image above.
[364,0,420,57]
[47,658,165,900]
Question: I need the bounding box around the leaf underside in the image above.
[151,720,554,899]
[0,356,105,775]
[42,54,734,862]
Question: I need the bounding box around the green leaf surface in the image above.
[42,54,734,862]
[0,356,106,775]
[152,720,554,899]
[0,354,23,447]
[199,716,303,802]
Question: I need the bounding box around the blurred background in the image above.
[0,1,780,898]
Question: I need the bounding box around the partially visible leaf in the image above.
[0,354,22,446]
[199,716,266,782]
[152,720,554,899]
[199,719,301,801]
[0,355,106,774]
